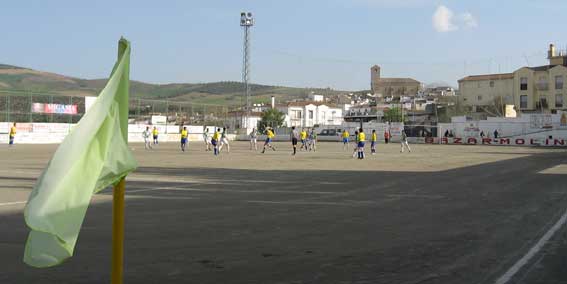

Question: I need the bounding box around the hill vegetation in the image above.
[0,64,347,105]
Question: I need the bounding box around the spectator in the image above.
[494,129,499,138]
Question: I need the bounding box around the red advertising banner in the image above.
[422,137,566,147]
[32,103,78,114]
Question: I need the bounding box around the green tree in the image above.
[383,107,403,122]
[259,108,285,131]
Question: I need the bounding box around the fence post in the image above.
[6,95,10,122]
[29,92,33,122]
[49,95,53,122]
[136,98,141,118]
[69,96,73,124]
[165,99,169,134]
[225,106,228,127]
[178,104,181,126]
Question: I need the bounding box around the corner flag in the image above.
[23,38,138,268]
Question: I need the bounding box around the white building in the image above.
[425,86,456,97]
[308,93,325,102]
[276,101,343,127]
[227,111,262,131]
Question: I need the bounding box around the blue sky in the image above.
[1,0,566,90]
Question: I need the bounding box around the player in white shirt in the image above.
[219,127,230,153]
[249,128,258,151]
[142,126,152,150]
[203,128,212,151]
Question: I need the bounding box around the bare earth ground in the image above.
[0,141,566,284]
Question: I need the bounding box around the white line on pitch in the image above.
[246,200,381,206]
[494,208,567,284]
[128,187,335,195]
[385,194,445,199]
[0,201,27,207]
[125,195,197,200]
[127,176,302,184]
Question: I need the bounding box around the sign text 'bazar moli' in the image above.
[423,137,567,146]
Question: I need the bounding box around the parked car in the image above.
[318,129,339,136]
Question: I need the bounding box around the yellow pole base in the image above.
[111,178,126,284]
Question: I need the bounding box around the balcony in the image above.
[536,83,549,91]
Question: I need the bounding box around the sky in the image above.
[1,0,567,91]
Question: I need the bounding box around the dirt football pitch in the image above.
[1,141,567,284]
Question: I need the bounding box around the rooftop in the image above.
[526,64,567,71]
[458,73,514,82]
[275,101,340,108]
[376,78,421,84]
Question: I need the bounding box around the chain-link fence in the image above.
[128,97,238,126]
[0,90,240,126]
[0,90,85,123]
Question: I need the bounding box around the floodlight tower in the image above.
[240,12,254,128]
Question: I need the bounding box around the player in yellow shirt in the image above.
[357,128,366,159]
[261,127,276,153]
[9,122,16,145]
[300,129,308,151]
[9,123,16,146]
[180,127,188,152]
[341,129,350,151]
[211,128,221,156]
[371,129,378,155]
[152,126,159,145]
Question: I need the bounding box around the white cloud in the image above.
[432,5,478,33]
[432,5,457,32]
[461,12,478,28]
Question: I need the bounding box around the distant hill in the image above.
[425,81,456,89]
[0,64,347,105]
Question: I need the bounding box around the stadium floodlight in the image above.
[240,12,254,26]
[240,11,254,129]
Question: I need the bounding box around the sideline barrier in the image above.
[0,122,234,144]
[408,134,567,147]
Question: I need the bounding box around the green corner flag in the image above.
[23,38,138,268]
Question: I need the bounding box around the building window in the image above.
[489,81,495,87]
[555,75,564,90]
[538,76,548,90]
[520,95,528,108]
[308,110,314,119]
[520,77,528,90]
[477,95,482,101]
[291,110,302,119]
[556,94,563,108]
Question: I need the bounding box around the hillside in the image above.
[0,64,347,105]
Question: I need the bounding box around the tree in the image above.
[259,108,285,131]
[383,107,403,122]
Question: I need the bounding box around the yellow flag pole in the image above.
[111,177,126,284]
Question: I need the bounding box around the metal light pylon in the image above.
[240,12,254,129]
